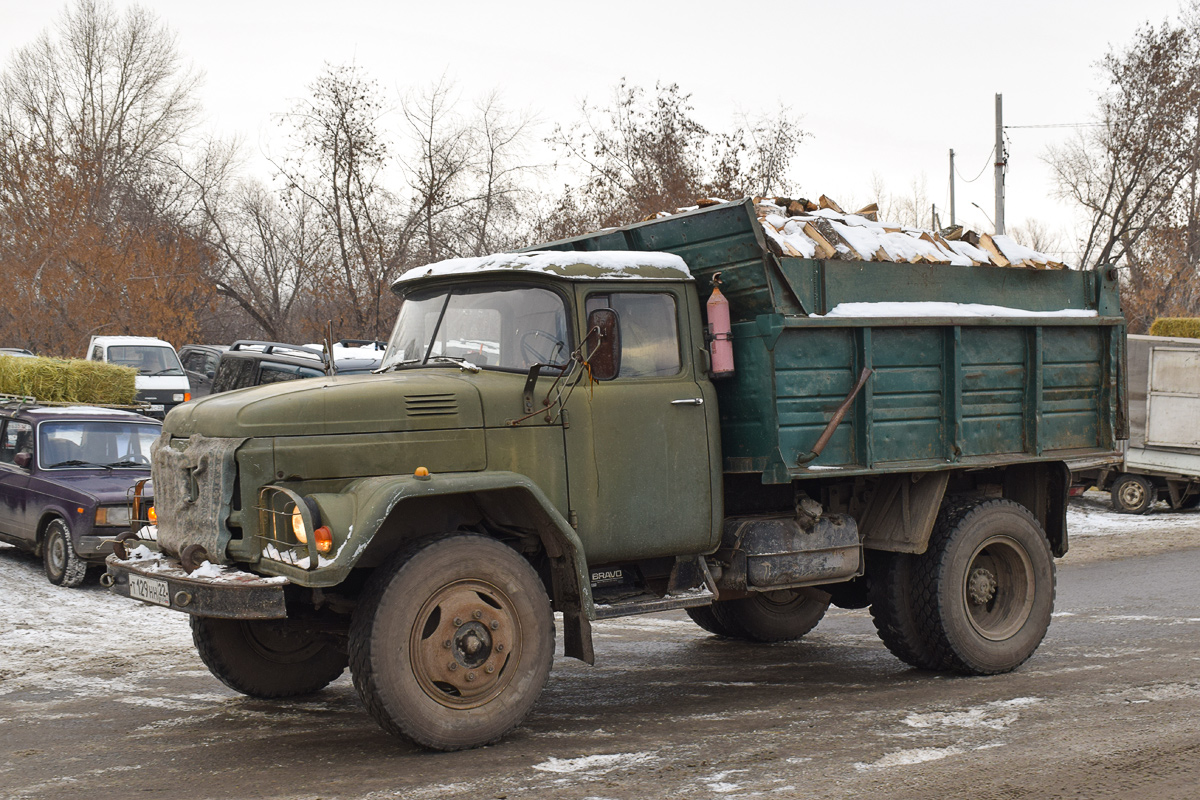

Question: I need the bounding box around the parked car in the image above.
[85,336,190,418]
[0,347,34,357]
[0,401,160,586]
[208,340,385,394]
[177,344,229,398]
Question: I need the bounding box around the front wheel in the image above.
[912,498,1055,675]
[43,518,87,587]
[708,587,831,643]
[349,534,554,751]
[191,617,348,698]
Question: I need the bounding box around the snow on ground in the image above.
[0,489,1192,705]
[1068,490,1198,538]
[0,544,193,700]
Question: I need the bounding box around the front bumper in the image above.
[104,551,289,619]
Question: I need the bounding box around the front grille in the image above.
[405,393,457,416]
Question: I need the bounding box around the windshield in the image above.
[107,345,184,376]
[382,285,571,371]
[39,420,161,469]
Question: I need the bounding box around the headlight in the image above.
[95,506,131,527]
[173,393,185,402]
[291,503,333,554]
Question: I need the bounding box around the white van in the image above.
[85,336,191,418]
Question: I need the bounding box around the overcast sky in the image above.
[0,0,1188,257]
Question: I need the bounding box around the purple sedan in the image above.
[0,403,160,586]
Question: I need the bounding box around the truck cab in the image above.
[86,336,190,418]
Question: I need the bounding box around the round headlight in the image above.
[291,507,308,544]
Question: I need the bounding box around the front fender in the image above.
[259,470,596,662]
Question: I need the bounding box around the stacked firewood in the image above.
[680,196,1066,269]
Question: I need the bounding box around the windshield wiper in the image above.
[428,356,481,373]
[150,368,184,376]
[381,359,423,372]
[48,459,112,470]
[105,459,148,468]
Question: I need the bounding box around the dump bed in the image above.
[532,199,1127,483]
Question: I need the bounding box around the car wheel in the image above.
[191,617,348,698]
[911,498,1055,675]
[1110,474,1156,514]
[708,587,831,643]
[349,534,555,751]
[43,517,87,588]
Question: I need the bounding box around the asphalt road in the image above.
[3,536,1200,799]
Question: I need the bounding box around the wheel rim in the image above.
[961,534,1035,641]
[46,527,66,575]
[410,578,520,709]
[1118,480,1147,510]
[1118,480,1148,510]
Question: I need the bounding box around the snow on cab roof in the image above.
[27,405,158,418]
[91,335,175,347]
[393,251,692,288]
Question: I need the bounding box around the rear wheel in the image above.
[685,604,736,637]
[191,617,348,698]
[1110,474,1156,514]
[869,551,944,670]
[708,587,831,643]
[43,518,87,588]
[349,534,554,751]
[912,498,1055,675]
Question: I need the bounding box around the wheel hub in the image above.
[968,567,999,606]
[411,579,518,709]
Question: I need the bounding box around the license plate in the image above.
[147,404,165,412]
[129,574,170,607]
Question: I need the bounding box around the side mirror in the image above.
[14,452,31,469]
[585,309,621,381]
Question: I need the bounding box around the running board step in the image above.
[592,591,714,620]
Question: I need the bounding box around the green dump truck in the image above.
[105,199,1126,750]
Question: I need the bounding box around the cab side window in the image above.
[585,293,681,378]
[0,420,33,466]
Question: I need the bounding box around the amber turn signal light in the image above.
[314,526,333,554]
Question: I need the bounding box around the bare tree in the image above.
[0,0,211,353]
[273,63,401,339]
[1047,18,1200,269]
[543,80,806,238]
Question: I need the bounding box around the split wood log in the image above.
[819,195,846,214]
[802,222,838,259]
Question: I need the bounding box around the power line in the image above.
[955,146,995,184]
[1004,123,1104,129]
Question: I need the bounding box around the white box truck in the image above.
[1074,333,1200,512]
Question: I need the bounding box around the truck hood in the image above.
[163,372,484,438]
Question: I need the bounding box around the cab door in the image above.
[0,418,33,542]
[563,286,718,564]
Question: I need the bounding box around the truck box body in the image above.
[533,199,1126,483]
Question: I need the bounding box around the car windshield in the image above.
[381,285,570,371]
[39,420,161,469]
[107,345,184,376]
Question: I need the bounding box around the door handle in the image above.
[671,398,704,406]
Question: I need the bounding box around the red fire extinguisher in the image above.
[707,272,735,378]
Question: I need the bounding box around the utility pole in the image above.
[994,93,1006,235]
[949,148,956,226]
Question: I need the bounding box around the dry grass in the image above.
[0,356,137,405]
